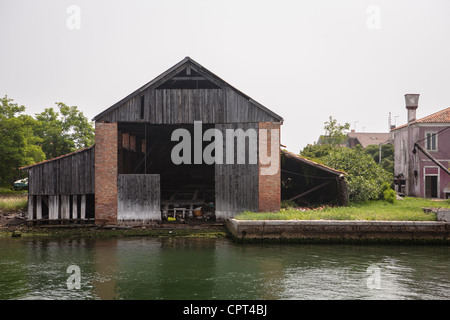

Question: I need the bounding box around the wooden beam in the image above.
[72,195,78,219]
[28,195,34,220]
[414,143,450,176]
[36,195,42,220]
[171,76,206,81]
[288,180,333,202]
[49,196,59,220]
[80,195,86,220]
[61,195,70,220]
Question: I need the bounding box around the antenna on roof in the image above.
[388,112,392,131]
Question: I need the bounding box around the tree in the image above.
[323,146,393,202]
[0,96,45,186]
[34,102,94,159]
[320,116,350,146]
[299,143,336,163]
[364,143,394,174]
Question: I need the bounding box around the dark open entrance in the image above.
[280,150,348,207]
[425,176,438,198]
[118,123,216,221]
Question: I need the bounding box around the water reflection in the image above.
[0,237,449,300]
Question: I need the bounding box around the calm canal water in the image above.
[0,237,448,300]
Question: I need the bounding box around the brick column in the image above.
[95,122,118,225]
[258,122,281,212]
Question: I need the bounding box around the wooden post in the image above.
[72,195,78,219]
[80,195,86,220]
[49,196,59,220]
[28,195,34,220]
[61,195,70,220]
[36,195,42,220]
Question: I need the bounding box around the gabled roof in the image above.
[391,107,450,131]
[347,132,390,148]
[93,57,283,123]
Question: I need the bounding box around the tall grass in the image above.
[0,188,28,212]
[236,197,450,221]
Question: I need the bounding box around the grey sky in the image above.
[1,0,449,153]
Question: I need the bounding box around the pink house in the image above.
[391,94,450,199]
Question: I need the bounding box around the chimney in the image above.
[405,94,419,124]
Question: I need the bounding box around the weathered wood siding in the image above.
[117,174,161,221]
[215,123,259,220]
[97,88,278,124]
[27,147,95,196]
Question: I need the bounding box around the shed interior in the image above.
[281,151,347,207]
[118,123,216,220]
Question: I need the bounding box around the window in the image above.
[425,132,437,151]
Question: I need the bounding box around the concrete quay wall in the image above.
[226,219,450,243]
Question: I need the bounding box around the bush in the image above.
[380,182,396,204]
[322,146,393,203]
[383,188,396,204]
[281,200,297,209]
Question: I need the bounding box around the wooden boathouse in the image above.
[21,57,285,225]
[21,146,95,224]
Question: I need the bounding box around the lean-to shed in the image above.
[281,150,348,206]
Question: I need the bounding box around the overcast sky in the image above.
[1,0,449,152]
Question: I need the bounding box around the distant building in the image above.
[391,95,450,199]
[347,131,390,148]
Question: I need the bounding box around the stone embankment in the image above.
[226,215,450,243]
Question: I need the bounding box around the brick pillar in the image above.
[258,122,281,212]
[95,122,118,225]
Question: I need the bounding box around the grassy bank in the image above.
[236,197,450,221]
[0,191,27,212]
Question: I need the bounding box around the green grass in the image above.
[0,194,28,212]
[0,187,28,212]
[236,197,450,221]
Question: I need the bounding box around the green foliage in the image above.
[280,200,297,209]
[383,188,396,204]
[0,96,45,186]
[34,102,94,159]
[319,116,350,146]
[0,95,95,187]
[364,144,394,174]
[323,146,393,202]
[299,143,335,163]
[380,182,396,204]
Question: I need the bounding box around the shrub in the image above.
[383,188,396,204]
[281,200,297,209]
[323,146,393,203]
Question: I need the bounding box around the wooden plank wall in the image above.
[215,123,259,220]
[97,88,278,124]
[117,174,161,221]
[28,147,95,196]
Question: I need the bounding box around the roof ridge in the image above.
[391,106,450,131]
[92,57,283,123]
